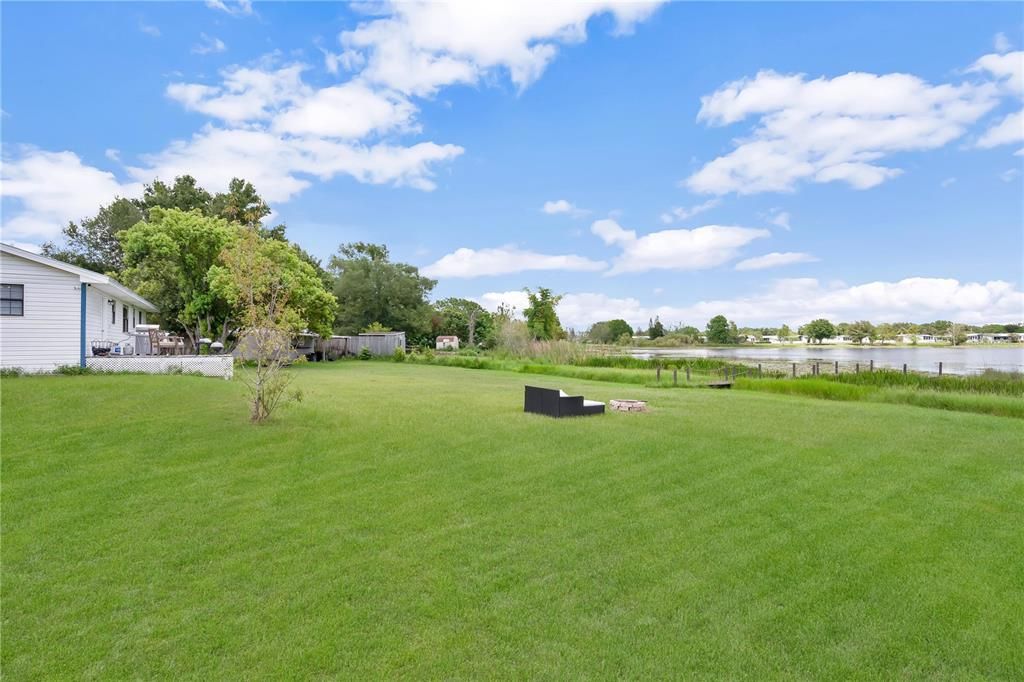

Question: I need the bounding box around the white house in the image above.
[1,243,158,372]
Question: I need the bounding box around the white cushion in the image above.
[558,390,569,397]
[583,400,604,407]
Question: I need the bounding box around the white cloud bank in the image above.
[2,2,663,243]
[685,51,1024,194]
[478,277,1024,329]
[591,218,769,274]
[421,246,605,278]
[0,150,144,240]
[339,1,664,96]
[734,251,818,271]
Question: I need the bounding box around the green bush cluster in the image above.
[358,347,373,361]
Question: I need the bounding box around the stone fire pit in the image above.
[610,399,648,413]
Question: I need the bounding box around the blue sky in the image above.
[2,1,1022,328]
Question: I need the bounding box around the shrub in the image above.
[392,347,406,362]
[1,367,24,378]
[358,347,373,361]
[54,365,96,376]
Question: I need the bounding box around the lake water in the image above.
[628,345,1024,375]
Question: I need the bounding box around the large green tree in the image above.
[329,243,436,336]
[705,315,736,344]
[119,208,239,346]
[41,197,144,274]
[523,287,564,340]
[433,298,493,346]
[648,316,665,339]
[800,318,837,344]
[210,229,337,337]
[586,318,632,344]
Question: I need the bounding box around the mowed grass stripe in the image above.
[2,362,1022,678]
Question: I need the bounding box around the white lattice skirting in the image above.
[86,356,233,379]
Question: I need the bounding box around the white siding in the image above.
[85,286,148,355]
[0,252,81,372]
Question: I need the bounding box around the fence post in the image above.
[938,362,943,376]
[656,366,661,383]
[792,362,797,378]
[758,363,762,378]
[686,366,691,382]
[855,363,860,374]
[903,363,907,375]
[870,359,874,372]
[834,360,839,375]
[673,368,678,385]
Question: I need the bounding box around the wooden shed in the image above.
[349,331,406,356]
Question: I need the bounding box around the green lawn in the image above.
[3,362,1022,678]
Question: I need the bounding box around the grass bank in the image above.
[2,362,1022,678]
[734,369,1024,419]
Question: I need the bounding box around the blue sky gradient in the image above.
[2,1,1022,327]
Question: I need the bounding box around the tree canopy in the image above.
[800,318,837,343]
[329,242,436,336]
[705,315,737,344]
[41,197,144,274]
[119,208,239,346]
[523,287,564,340]
[433,298,493,346]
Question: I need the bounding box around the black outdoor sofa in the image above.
[524,386,605,418]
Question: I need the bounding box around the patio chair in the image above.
[524,386,605,418]
[147,328,179,356]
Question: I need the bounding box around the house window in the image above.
[123,305,129,333]
[1,284,24,316]
[139,310,144,324]
[110,301,116,324]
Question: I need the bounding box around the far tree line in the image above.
[582,315,1022,346]
[43,175,1020,352]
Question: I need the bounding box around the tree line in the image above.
[582,315,1021,346]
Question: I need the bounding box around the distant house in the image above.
[1,243,157,372]
[897,333,937,344]
[436,335,459,350]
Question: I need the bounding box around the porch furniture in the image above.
[524,386,605,418]
[147,328,185,356]
[91,340,113,357]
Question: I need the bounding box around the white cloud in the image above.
[105,148,121,162]
[2,241,44,254]
[999,167,1020,183]
[591,218,769,274]
[167,64,309,123]
[340,1,664,96]
[969,51,1023,96]
[205,0,253,17]
[686,67,1002,195]
[477,278,1024,328]
[541,198,587,216]
[940,177,956,188]
[768,209,791,230]
[977,109,1024,148]
[994,32,1012,55]
[130,127,464,202]
[659,198,720,224]
[421,245,606,278]
[734,251,818,271]
[273,82,418,138]
[0,149,143,241]
[139,21,160,38]
[192,33,227,56]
